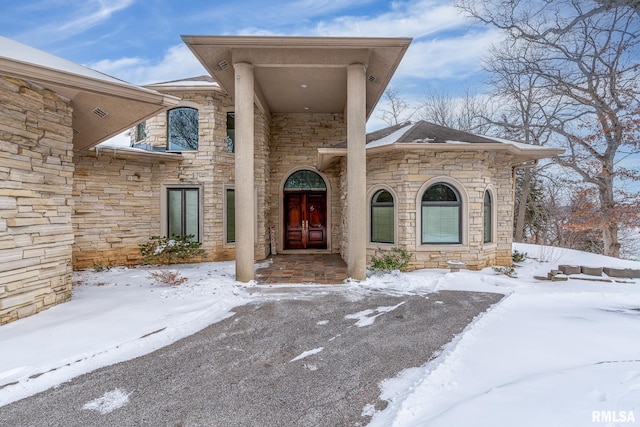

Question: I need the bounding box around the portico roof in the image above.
[181,35,412,118]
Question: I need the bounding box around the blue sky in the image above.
[1,0,499,129]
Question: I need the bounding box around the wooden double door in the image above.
[284,191,327,249]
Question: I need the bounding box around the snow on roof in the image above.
[146,75,219,88]
[480,134,556,151]
[366,123,414,148]
[0,36,151,92]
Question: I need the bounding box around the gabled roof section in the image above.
[181,35,412,118]
[317,120,564,170]
[0,36,180,150]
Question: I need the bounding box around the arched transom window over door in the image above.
[284,170,327,250]
[421,183,462,244]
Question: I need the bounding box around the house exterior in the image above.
[1,34,562,325]
[0,36,179,324]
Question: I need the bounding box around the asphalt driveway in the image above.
[0,288,502,427]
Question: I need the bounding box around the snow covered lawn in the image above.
[1,244,639,426]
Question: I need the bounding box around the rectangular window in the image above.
[422,206,460,244]
[226,188,235,243]
[226,112,235,153]
[167,188,199,241]
[168,107,199,151]
[484,206,492,243]
[136,121,146,142]
[372,205,394,243]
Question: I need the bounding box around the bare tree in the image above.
[417,87,495,134]
[378,88,417,126]
[456,0,640,257]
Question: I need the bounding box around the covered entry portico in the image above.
[183,35,411,282]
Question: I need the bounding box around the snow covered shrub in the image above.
[147,270,188,286]
[512,250,528,264]
[493,266,517,278]
[139,235,205,265]
[370,247,412,272]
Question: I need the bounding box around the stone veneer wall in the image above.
[268,113,346,254]
[72,88,271,268]
[0,76,74,324]
[365,149,515,270]
[72,150,180,268]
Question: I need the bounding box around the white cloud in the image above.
[310,0,466,38]
[15,0,134,45]
[396,28,503,81]
[88,44,207,85]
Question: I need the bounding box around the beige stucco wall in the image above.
[365,149,514,270]
[268,113,346,254]
[72,88,271,268]
[0,75,75,324]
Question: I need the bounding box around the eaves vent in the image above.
[92,107,108,118]
[368,75,377,83]
[219,60,230,70]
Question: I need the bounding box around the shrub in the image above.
[370,247,413,272]
[147,270,188,286]
[493,266,517,277]
[512,249,528,264]
[139,235,205,265]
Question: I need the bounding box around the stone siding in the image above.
[365,149,514,270]
[73,88,271,267]
[0,76,74,324]
[268,113,346,254]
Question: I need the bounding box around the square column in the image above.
[234,62,255,282]
[346,63,367,280]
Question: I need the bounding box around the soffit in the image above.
[181,35,412,118]
[0,37,179,150]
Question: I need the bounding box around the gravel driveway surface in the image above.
[0,288,502,427]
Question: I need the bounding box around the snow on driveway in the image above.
[1,243,640,427]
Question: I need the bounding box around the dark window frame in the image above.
[421,183,462,245]
[167,107,199,151]
[167,188,200,242]
[226,188,235,244]
[370,189,394,244]
[484,190,492,244]
[226,112,235,153]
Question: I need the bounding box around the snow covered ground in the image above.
[1,244,640,426]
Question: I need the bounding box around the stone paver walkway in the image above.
[255,254,348,284]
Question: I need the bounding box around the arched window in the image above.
[167,107,198,151]
[371,189,394,244]
[284,170,326,191]
[484,191,492,243]
[421,183,461,244]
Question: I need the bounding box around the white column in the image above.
[346,63,367,280]
[234,62,255,282]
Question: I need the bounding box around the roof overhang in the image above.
[317,142,565,171]
[181,35,412,119]
[0,37,180,150]
[92,145,184,162]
